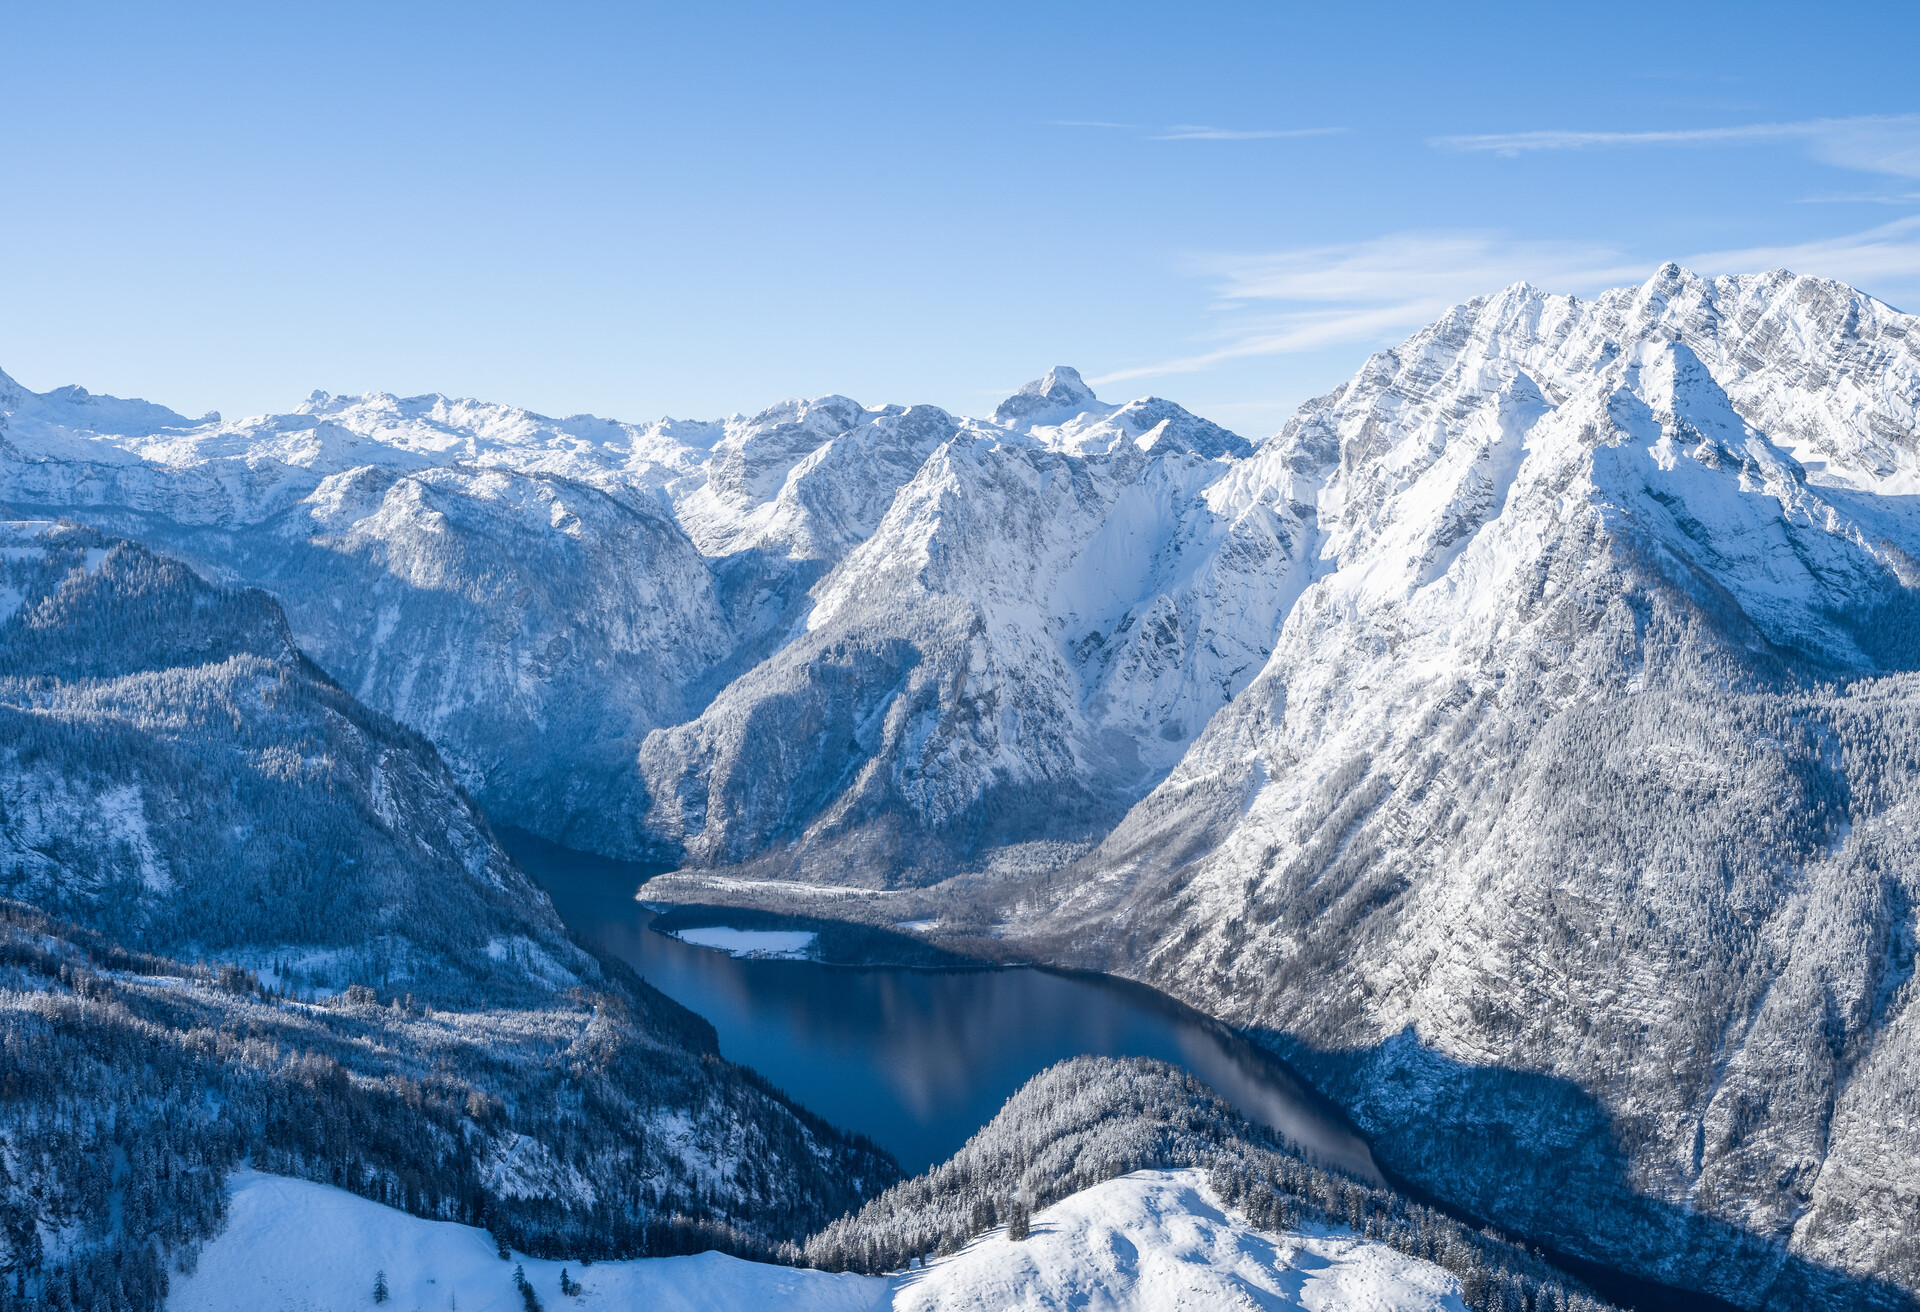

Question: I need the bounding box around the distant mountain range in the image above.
[4,262,1918,1309]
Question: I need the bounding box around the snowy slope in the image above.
[897,1170,1463,1312]
[0,374,738,850]
[170,1172,892,1312]
[230,462,732,847]
[0,526,895,1308]
[1,358,1287,871]
[0,375,951,852]
[1017,266,1920,1308]
[0,366,947,550]
[637,372,1298,880]
[0,520,580,998]
[169,1169,1461,1312]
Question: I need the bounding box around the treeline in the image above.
[1207,1149,1612,1312]
[802,1055,1619,1312]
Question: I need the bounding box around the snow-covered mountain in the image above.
[635,367,1304,879]
[0,377,921,847]
[11,263,1920,1309]
[0,362,1275,865]
[1007,266,1920,1308]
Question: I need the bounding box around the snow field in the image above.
[667,926,819,958]
[894,1169,1466,1312]
[170,1169,1464,1312]
[168,1172,891,1312]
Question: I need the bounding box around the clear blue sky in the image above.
[4,1,1917,436]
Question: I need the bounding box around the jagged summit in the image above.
[991,365,1099,426]
[982,365,1253,460]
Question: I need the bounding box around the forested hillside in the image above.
[0,524,894,1311]
[806,1056,1629,1312]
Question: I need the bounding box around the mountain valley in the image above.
[4,263,1919,1310]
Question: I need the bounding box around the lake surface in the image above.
[508,833,1379,1180]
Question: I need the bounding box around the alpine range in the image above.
[7,4,1920,1311]
[2,263,1917,1310]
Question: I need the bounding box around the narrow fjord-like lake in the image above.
[513,833,1737,1312]
[508,833,1378,1180]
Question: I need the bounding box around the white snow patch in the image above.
[168,1171,891,1312]
[485,1133,593,1204]
[480,934,582,986]
[93,783,169,893]
[897,1169,1465,1312]
[669,926,818,959]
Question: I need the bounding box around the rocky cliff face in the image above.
[1016,267,1920,1308]
[634,371,1301,881]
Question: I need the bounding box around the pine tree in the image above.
[513,1263,543,1312]
[372,1270,389,1304]
[1007,1201,1030,1242]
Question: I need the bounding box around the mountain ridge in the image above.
[7,263,1920,1307]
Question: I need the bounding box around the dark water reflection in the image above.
[509,833,1379,1180]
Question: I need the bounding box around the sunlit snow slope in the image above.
[170,1170,1460,1312]
[1026,265,1920,1309]
[0,364,1277,867]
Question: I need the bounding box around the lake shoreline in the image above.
[506,829,1745,1312]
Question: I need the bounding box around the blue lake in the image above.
[508,832,1378,1179]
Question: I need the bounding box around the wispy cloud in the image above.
[1437,124,1799,151]
[1432,114,1920,178]
[1091,218,1920,387]
[1796,190,1920,205]
[1687,215,1920,292]
[1150,125,1346,141]
[1049,120,1343,143]
[1090,231,1642,385]
[1201,232,1643,305]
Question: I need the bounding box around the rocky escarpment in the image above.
[1015,268,1920,1309]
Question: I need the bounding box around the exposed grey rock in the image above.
[1013,269,1920,1309]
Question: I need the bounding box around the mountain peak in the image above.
[993,366,1099,426]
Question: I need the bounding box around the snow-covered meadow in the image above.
[171,1169,1463,1312]
[665,926,819,959]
